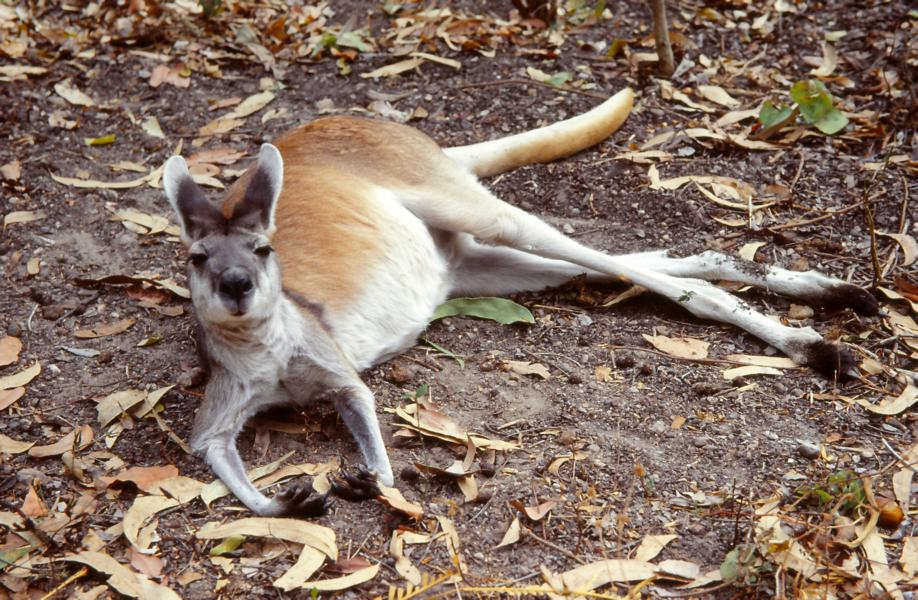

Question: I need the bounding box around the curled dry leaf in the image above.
[722,365,784,380]
[856,384,918,416]
[74,318,136,339]
[0,362,40,390]
[197,517,337,559]
[224,91,275,119]
[57,552,181,600]
[0,387,26,411]
[377,484,424,519]
[878,232,918,266]
[502,360,550,379]
[724,354,797,369]
[0,433,35,454]
[28,424,93,458]
[123,495,180,551]
[360,57,424,79]
[300,563,380,591]
[3,210,47,227]
[390,530,422,585]
[496,517,521,548]
[696,84,741,108]
[274,546,326,591]
[0,336,22,366]
[738,242,766,262]
[642,334,710,360]
[54,79,96,107]
[634,533,678,561]
[149,64,190,89]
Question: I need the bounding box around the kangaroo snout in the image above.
[219,268,254,312]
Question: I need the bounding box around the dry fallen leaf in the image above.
[724,354,797,369]
[196,517,338,559]
[360,58,424,79]
[722,365,784,379]
[377,484,424,519]
[224,91,275,119]
[502,360,550,379]
[0,387,26,411]
[0,362,41,390]
[57,552,181,600]
[878,232,918,266]
[123,495,180,551]
[300,563,380,592]
[0,433,35,454]
[642,334,710,360]
[103,465,180,492]
[75,318,136,339]
[274,546,326,591]
[21,486,50,518]
[28,424,93,458]
[635,534,678,561]
[696,84,741,108]
[1,160,21,181]
[0,336,22,366]
[3,210,47,227]
[738,242,766,261]
[856,384,918,416]
[54,79,96,107]
[496,517,521,548]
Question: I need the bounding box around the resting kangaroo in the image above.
[162,88,877,517]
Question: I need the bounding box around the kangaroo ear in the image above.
[230,144,283,237]
[163,156,223,245]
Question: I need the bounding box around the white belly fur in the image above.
[324,187,452,371]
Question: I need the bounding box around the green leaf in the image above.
[420,338,464,368]
[719,547,740,583]
[790,80,848,135]
[546,71,572,87]
[757,99,793,129]
[337,31,371,53]
[0,546,30,571]
[209,535,245,556]
[84,134,116,146]
[432,297,534,325]
[811,107,848,135]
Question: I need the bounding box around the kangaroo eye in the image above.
[254,245,274,257]
[189,252,208,266]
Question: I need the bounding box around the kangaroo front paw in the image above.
[266,482,331,518]
[331,468,382,502]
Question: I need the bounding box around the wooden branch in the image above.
[648,0,675,77]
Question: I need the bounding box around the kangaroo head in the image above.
[163,144,284,327]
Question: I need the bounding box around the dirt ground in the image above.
[1,0,917,598]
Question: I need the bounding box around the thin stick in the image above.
[39,567,88,600]
[522,527,587,564]
[647,0,675,76]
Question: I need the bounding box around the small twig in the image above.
[458,79,608,100]
[522,527,587,564]
[862,158,889,289]
[881,437,918,472]
[768,193,885,231]
[897,173,910,234]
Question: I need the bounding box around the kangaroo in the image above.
[161,87,877,517]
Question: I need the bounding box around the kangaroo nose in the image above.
[219,269,254,301]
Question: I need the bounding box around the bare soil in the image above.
[1,1,916,598]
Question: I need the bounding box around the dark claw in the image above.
[275,483,331,518]
[331,468,381,502]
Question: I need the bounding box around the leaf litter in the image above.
[1,0,916,597]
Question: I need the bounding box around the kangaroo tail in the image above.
[443,87,634,178]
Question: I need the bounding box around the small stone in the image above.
[399,465,420,482]
[692,382,723,397]
[478,459,496,478]
[797,440,820,459]
[177,366,207,388]
[385,363,412,385]
[567,372,583,385]
[688,523,706,536]
[41,304,68,320]
[650,420,667,434]
[692,437,707,448]
[615,354,635,368]
[6,322,22,337]
[562,223,575,234]
[96,351,114,365]
[764,431,779,441]
[29,287,52,306]
[472,489,493,504]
